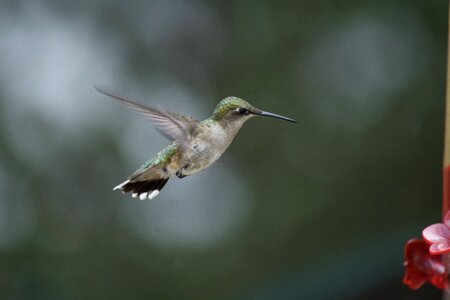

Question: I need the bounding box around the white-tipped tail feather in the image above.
[113,177,168,200]
[114,183,162,200]
[117,187,162,200]
[148,190,160,199]
[113,179,130,191]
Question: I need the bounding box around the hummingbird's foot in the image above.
[175,170,186,178]
[175,164,190,178]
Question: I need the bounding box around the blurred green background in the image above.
[0,0,447,299]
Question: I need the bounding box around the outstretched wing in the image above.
[95,87,198,147]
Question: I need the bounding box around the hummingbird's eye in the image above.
[238,107,249,115]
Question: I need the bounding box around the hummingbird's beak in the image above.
[259,111,297,123]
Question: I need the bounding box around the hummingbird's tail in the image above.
[113,142,177,200]
[113,170,170,200]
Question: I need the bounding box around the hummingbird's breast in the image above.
[175,122,234,176]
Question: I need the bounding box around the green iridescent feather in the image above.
[135,142,178,172]
[210,96,254,121]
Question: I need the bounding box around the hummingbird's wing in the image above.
[95,87,198,147]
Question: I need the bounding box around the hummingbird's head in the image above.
[212,97,259,122]
[211,96,296,126]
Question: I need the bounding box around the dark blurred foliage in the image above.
[0,0,447,299]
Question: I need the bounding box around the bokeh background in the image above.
[0,0,448,299]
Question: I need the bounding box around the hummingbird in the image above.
[95,87,296,200]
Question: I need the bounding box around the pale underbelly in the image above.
[167,124,233,177]
[167,136,232,177]
[181,146,224,176]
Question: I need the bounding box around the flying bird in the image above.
[96,87,296,200]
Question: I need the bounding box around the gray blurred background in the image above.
[0,0,447,299]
